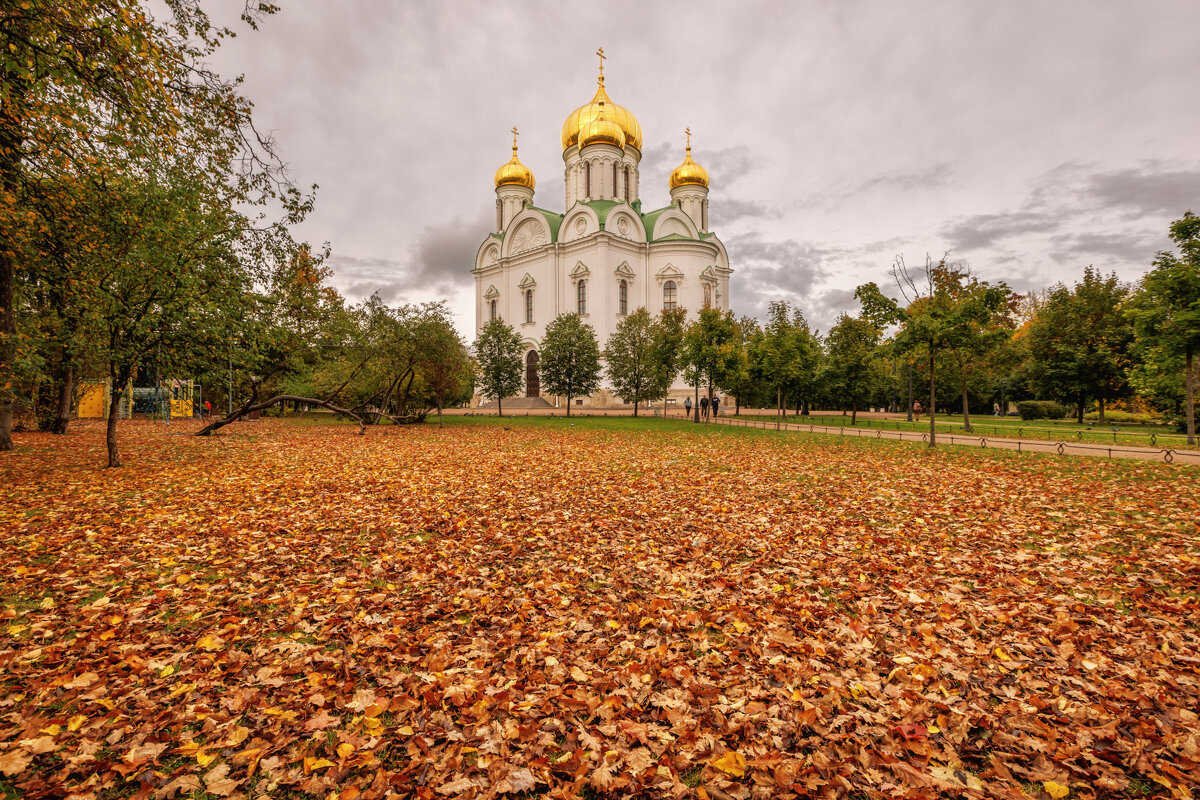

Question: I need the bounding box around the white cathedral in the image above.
[473,52,732,408]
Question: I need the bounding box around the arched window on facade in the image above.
[585,162,591,197]
[618,280,628,316]
[489,299,497,320]
[577,280,587,315]
[624,166,630,201]
[663,280,677,312]
[703,284,712,308]
[525,289,533,323]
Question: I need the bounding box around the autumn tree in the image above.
[0,1,306,450]
[1126,211,1200,443]
[473,318,523,417]
[1026,268,1133,425]
[859,256,1009,446]
[540,313,601,416]
[605,308,662,416]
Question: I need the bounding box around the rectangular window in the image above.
[577,280,587,315]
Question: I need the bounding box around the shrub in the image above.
[1082,410,1160,425]
[1017,400,1068,420]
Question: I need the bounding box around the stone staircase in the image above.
[478,396,554,410]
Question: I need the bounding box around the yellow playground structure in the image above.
[76,378,197,419]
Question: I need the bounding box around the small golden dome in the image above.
[495,129,535,190]
[669,130,709,190]
[578,103,626,149]
[561,51,642,151]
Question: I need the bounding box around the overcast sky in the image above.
[207,1,1199,335]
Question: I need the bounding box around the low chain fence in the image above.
[716,416,1200,465]
[732,414,1197,451]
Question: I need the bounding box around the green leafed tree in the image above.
[1126,211,1200,444]
[540,313,601,416]
[654,307,687,416]
[1025,267,1133,425]
[752,301,819,424]
[473,318,524,417]
[824,314,883,425]
[605,307,662,416]
[683,307,743,422]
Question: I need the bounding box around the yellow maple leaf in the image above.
[336,742,354,759]
[195,749,215,766]
[710,750,746,778]
[160,665,176,678]
[67,715,87,732]
[1043,780,1070,798]
[304,757,335,773]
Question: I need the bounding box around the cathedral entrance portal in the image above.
[526,350,540,397]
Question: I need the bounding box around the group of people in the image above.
[683,395,721,419]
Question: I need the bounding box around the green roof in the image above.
[526,206,564,242]
[581,200,620,229]
[639,206,673,239]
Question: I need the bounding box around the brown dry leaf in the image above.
[203,763,240,796]
[0,750,34,777]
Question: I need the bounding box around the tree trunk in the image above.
[1185,348,1195,446]
[197,393,366,436]
[566,393,572,416]
[633,400,638,417]
[961,373,971,433]
[1077,392,1085,424]
[851,397,857,426]
[436,401,443,428]
[1098,396,1106,426]
[693,382,699,423]
[777,385,782,430]
[928,352,937,448]
[106,383,122,468]
[497,396,503,417]
[0,84,25,452]
[53,362,74,435]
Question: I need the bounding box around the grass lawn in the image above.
[733,412,1193,449]
[1,416,1198,799]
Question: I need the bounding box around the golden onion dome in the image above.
[669,132,709,190]
[578,103,626,149]
[494,130,535,190]
[561,60,642,151]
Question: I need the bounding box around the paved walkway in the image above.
[708,415,1200,465]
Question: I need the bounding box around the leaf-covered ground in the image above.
[1,417,1198,800]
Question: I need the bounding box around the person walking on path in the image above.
[912,401,922,422]
[684,396,692,418]
[700,396,709,420]
[712,396,721,417]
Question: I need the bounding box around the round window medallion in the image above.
[617,217,630,236]
[574,218,587,235]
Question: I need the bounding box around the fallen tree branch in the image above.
[195,393,366,436]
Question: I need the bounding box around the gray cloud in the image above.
[941,211,1060,251]
[329,210,491,304]
[1085,163,1200,218]
[710,198,778,226]
[204,1,1200,337]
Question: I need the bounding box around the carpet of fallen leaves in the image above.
[1,418,1199,800]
